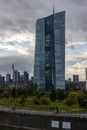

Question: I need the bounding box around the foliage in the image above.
[64,91,77,106]
[1,91,9,98]
[65,97,76,106]
[16,87,23,97]
[27,83,37,96]
[22,87,28,98]
[8,97,14,103]
[16,87,27,98]
[35,92,45,99]
[32,96,40,105]
[56,89,66,100]
[19,95,26,104]
[40,96,50,105]
[15,95,26,105]
[10,87,16,99]
[77,90,87,108]
[50,90,56,101]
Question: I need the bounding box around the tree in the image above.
[56,89,66,100]
[32,96,40,105]
[64,91,77,106]
[16,87,28,99]
[27,83,37,96]
[22,87,28,98]
[65,97,76,106]
[1,91,9,98]
[11,87,16,99]
[50,90,56,101]
[77,90,87,108]
[16,87,23,97]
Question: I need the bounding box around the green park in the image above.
[0,84,87,114]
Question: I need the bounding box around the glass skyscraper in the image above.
[34,11,65,91]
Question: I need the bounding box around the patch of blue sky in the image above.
[66,43,87,55]
[13,40,29,48]
[0,49,21,56]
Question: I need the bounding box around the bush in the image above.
[40,96,50,105]
[65,97,76,106]
[77,90,87,107]
[64,91,77,106]
[32,97,40,105]
[1,91,9,98]
[56,89,66,100]
[50,90,56,101]
[15,95,26,105]
[8,97,14,103]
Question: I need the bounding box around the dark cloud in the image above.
[0,0,87,77]
[0,0,87,41]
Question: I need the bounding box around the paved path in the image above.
[0,107,87,118]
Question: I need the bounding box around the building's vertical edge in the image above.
[54,11,65,90]
[34,18,45,90]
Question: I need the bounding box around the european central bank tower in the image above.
[34,11,65,91]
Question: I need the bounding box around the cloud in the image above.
[66,53,87,80]
[0,55,34,78]
[0,0,87,42]
[0,0,87,80]
[0,40,34,55]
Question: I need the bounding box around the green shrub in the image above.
[40,96,50,105]
[32,97,40,105]
[77,90,87,107]
[15,95,25,105]
[1,91,9,98]
[8,97,14,103]
[64,97,76,106]
[50,90,56,101]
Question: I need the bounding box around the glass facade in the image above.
[34,11,65,91]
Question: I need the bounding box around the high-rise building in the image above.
[34,11,65,91]
[73,75,79,82]
[13,71,20,84]
[0,74,5,85]
[6,74,11,83]
[24,71,29,82]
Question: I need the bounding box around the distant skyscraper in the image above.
[73,75,79,82]
[34,11,65,91]
[13,71,20,83]
[6,74,11,83]
[24,71,29,82]
[0,74,5,85]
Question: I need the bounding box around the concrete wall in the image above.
[0,111,87,130]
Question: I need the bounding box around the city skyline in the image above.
[0,0,87,80]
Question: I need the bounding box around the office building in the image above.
[34,11,65,91]
[6,74,11,83]
[73,75,79,82]
[0,74,5,85]
[24,71,29,82]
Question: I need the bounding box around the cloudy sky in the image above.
[0,0,87,80]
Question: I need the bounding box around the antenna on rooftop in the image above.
[53,5,55,14]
